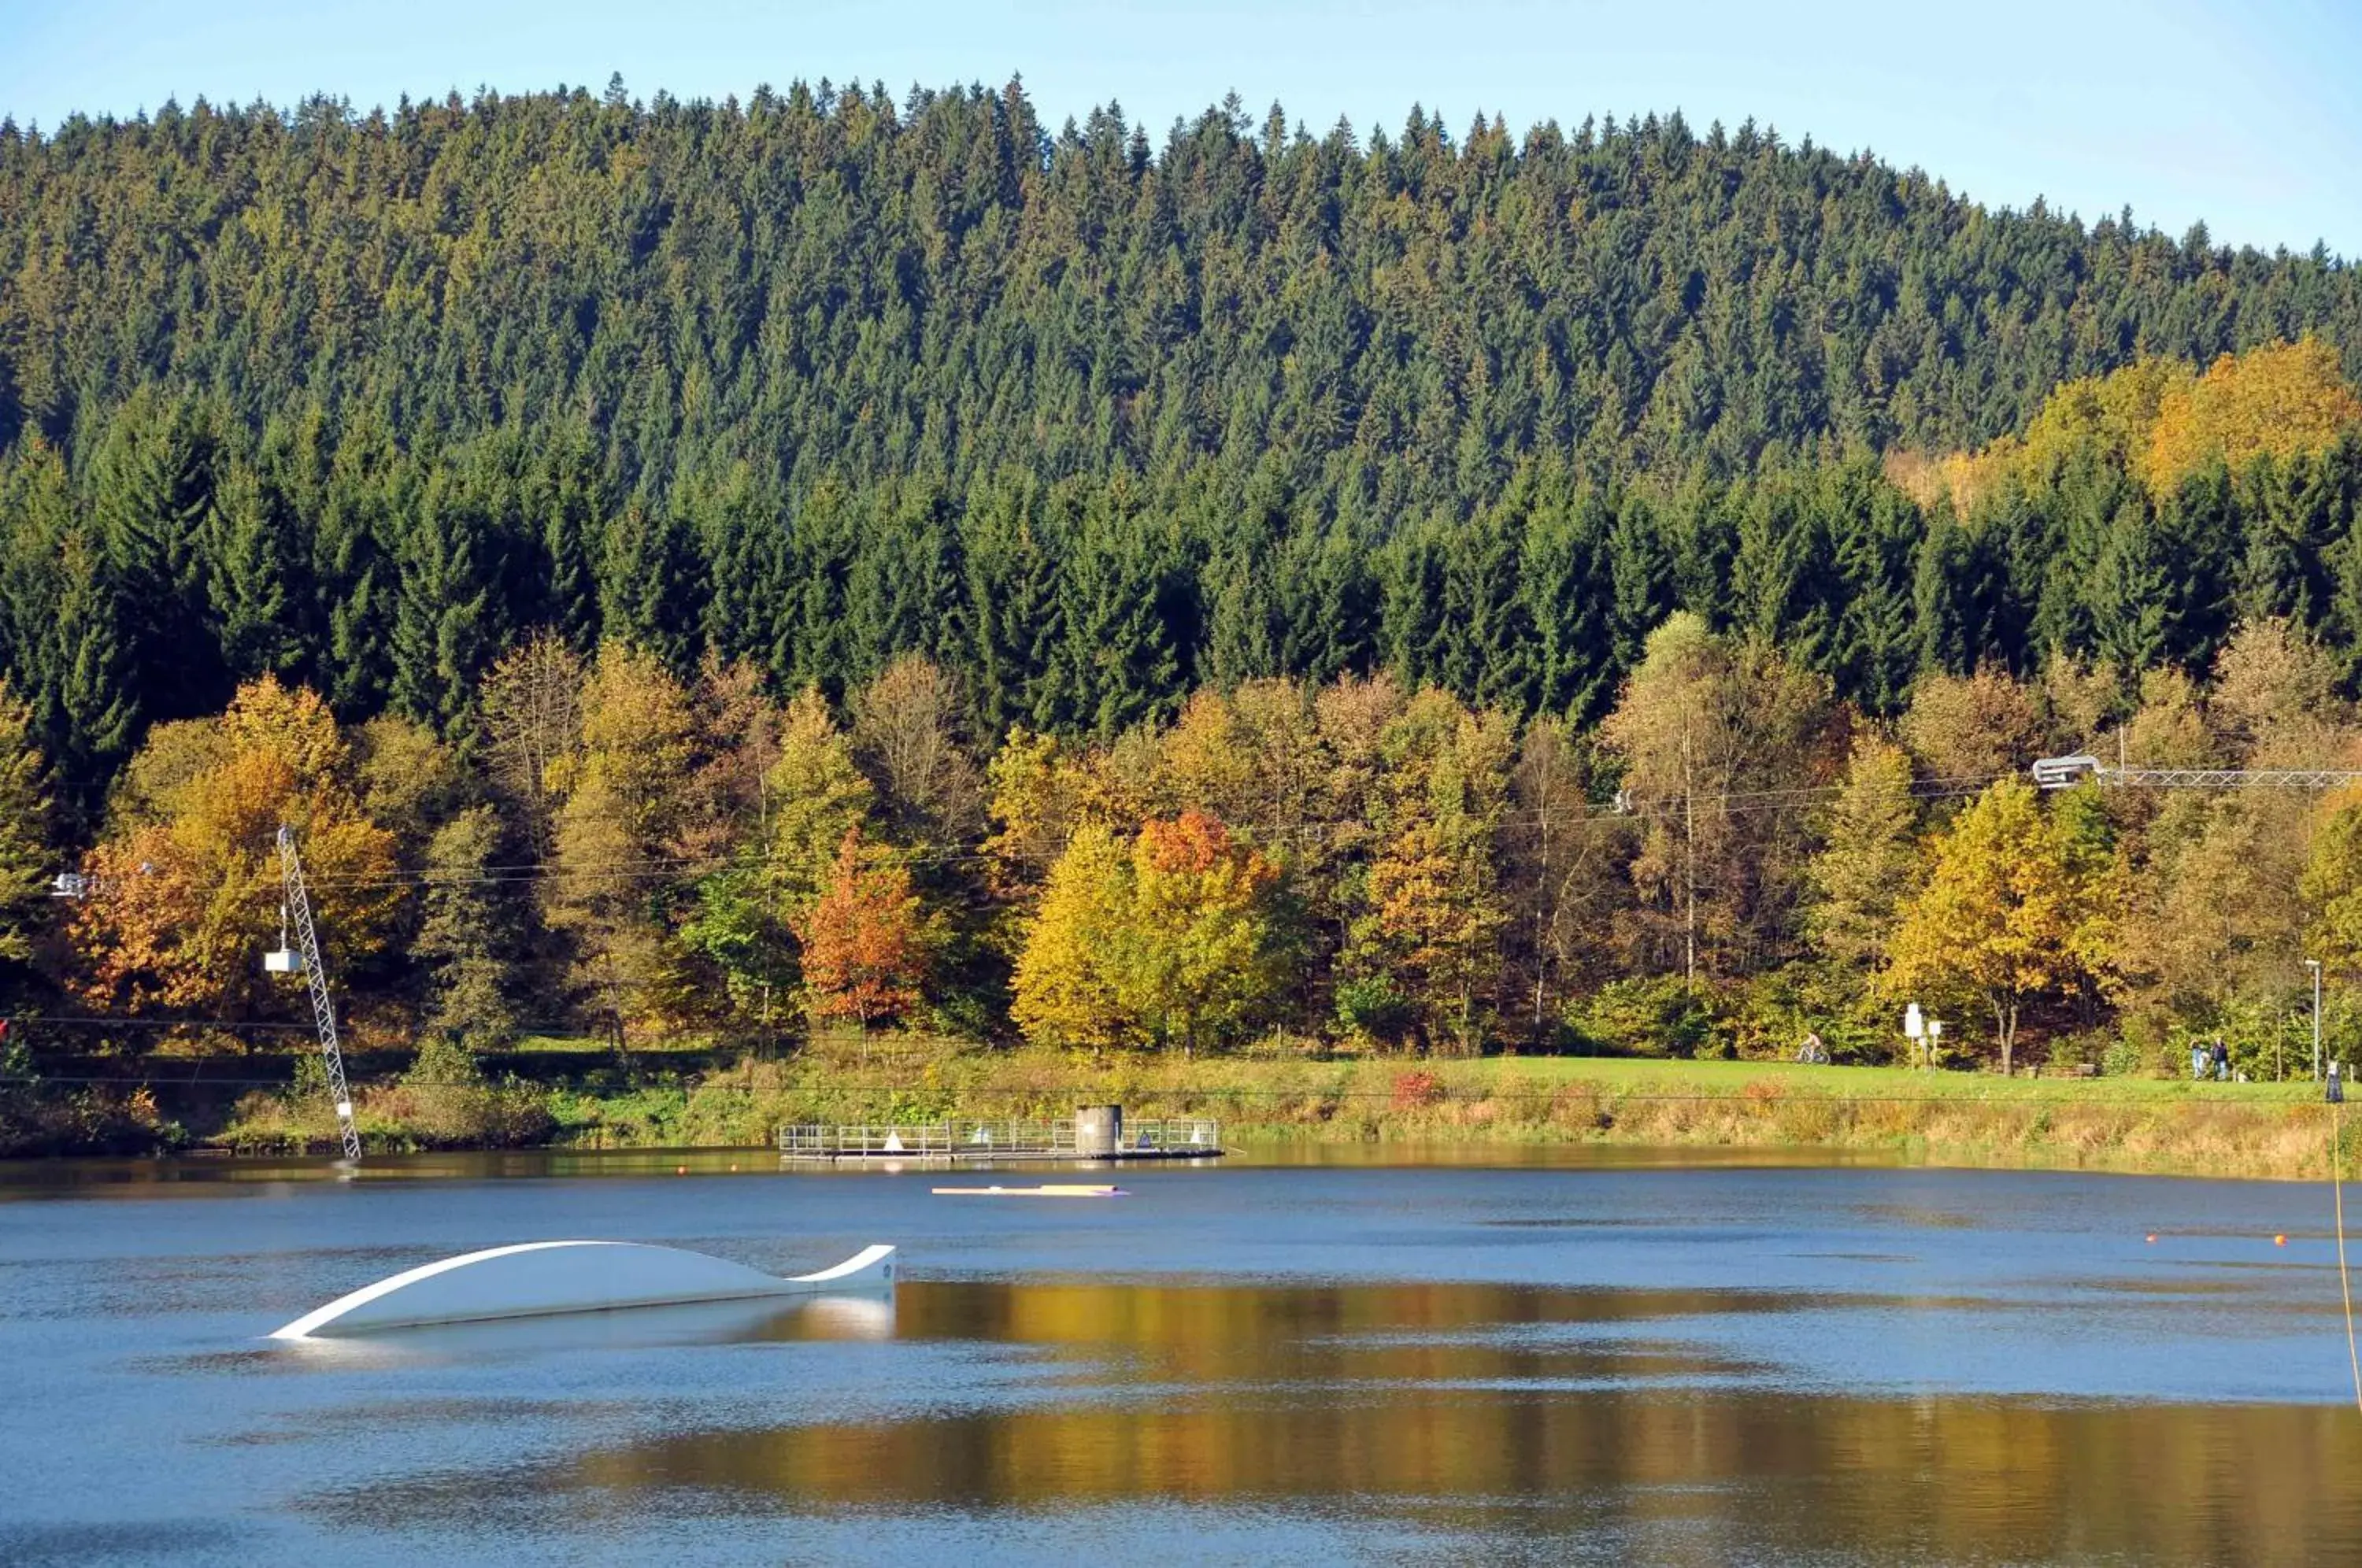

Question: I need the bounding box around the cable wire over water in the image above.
[2338,1098,2362,1415]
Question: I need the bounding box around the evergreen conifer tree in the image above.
[208,460,306,682]
[49,531,137,806]
[596,497,705,674]
[0,679,52,974]
[391,477,502,732]
[961,473,1068,738]
[88,389,223,720]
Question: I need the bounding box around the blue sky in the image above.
[3,0,2357,257]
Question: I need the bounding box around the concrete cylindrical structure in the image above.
[1075,1104,1123,1157]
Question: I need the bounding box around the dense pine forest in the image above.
[7,78,2362,1127]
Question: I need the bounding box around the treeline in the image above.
[3,80,2362,812]
[7,602,2362,1077]
[6,339,2362,823]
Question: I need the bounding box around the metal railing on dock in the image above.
[777,1118,1220,1161]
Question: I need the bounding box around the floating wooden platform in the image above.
[779,1119,1223,1165]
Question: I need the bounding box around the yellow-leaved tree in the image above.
[1882,778,2116,1074]
[1012,812,1287,1055]
[1010,822,1133,1051]
[1361,689,1515,1054]
[2144,338,2362,493]
[68,678,401,1019]
[763,686,874,922]
[981,727,1084,901]
[545,644,698,1038]
[1127,811,1283,1057]
[1805,733,1920,971]
[1892,357,2182,512]
[2301,794,2362,988]
[1892,340,2361,511]
[1599,614,1842,984]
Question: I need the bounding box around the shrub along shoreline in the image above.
[71,1048,2344,1182]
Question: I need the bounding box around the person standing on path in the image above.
[2212,1037,2231,1082]
[2193,1041,2208,1080]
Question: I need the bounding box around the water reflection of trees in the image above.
[548,1282,2362,1558]
[574,1389,2360,1557]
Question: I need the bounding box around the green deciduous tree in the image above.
[765,687,875,921]
[1125,811,1285,1056]
[1600,614,1843,981]
[1807,733,1920,970]
[413,804,521,1045]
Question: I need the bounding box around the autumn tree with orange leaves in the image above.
[798,828,925,1033]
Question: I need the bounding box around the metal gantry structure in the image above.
[2032,755,2362,793]
[273,825,361,1163]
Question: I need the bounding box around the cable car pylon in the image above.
[268,824,361,1164]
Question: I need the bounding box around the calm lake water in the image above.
[3,1147,2360,1565]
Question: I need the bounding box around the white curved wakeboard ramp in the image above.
[270,1241,895,1341]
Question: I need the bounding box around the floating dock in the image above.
[931,1184,1127,1197]
[779,1108,1222,1165]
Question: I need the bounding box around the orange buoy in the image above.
[676,1165,687,1175]
[2145,1233,2157,1243]
[2275,1233,2288,1245]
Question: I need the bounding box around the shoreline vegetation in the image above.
[13,1039,2353,1183]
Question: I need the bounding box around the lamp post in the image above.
[2308,960,2324,1082]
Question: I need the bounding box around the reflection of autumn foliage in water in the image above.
[494,1279,2362,1557]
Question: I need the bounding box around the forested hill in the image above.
[3,79,2362,807]
[6,81,2357,480]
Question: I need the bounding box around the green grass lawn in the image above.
[483,1034,2338,1105]
[1452,1055,2332,1104]
[503,1032,717,1055]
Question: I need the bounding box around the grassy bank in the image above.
[175,1039,2362,1182]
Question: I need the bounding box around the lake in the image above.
[2,1148,2357,1565]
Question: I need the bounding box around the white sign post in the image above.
[1904,1004,1926,1071]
